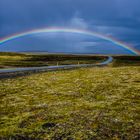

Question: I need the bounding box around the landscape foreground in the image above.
[0,60,140,139]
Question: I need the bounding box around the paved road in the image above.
[0,56,113,74]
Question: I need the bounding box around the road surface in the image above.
[0,56,113,74]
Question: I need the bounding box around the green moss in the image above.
[0,66,140,139]
[0,52,105,68]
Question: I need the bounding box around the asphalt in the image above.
[0,56,113,78]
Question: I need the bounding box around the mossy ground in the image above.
[0,66,140,139]
[0,52,105,68]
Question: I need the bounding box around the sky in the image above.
[0,0,140,54]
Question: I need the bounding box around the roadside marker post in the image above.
[78,61,80,66]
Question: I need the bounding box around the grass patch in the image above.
[0,52,106,68]
[0,66,140,139]
[112,56,140,67]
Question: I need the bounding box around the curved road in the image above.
[0,56,113,74]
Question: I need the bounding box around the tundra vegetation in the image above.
[0,52,140,139]
[0,52,106,68]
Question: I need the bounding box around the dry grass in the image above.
[0,66,140,139]
[0,52,105,68]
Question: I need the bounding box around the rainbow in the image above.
[0,27,139,55]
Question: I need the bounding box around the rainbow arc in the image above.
[0,27,139,55]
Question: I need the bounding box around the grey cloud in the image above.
[0,0,140,53]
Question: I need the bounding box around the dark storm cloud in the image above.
[0,0,140,53]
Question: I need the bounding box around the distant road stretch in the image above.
[0,56,113,74]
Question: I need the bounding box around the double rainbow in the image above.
[0,27,139,55]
